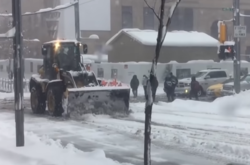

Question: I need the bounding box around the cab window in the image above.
[207,71,227,78]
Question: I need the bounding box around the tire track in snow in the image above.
[1,98,249,164]
[84,119,248,165]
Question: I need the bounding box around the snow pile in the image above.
[81,54,108,63]
[128,91,250,163]
[0,117,131,165]
[0,27,16,38]
[187,60,215,63]
[107,28,219,47]
[220,60,249,63]
[167,90,250,117]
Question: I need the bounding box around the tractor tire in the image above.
[47,87,63,117]
[30,87,46,114]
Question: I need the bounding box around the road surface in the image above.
[0,97,240,165]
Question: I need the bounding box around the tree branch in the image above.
[144,1,182,165]
[143,0,160,21]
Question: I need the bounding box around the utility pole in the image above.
[74,0,80,41]
[12,0,24,147]
[233,0,241,93]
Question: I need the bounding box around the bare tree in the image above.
[142,0,181,165]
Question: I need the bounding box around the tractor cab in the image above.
[40,40,87,80]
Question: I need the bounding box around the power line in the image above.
[0,2,77,17]
[0,0,95,17]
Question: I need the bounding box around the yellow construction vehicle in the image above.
[29,40,130,117]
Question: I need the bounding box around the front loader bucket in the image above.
[65,86,130,118]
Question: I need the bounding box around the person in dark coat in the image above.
[142,75,148,99]
[150,74,158,102]
[170,72,178,101]
[189,76,200,100]
[164,74,174,102]
[130,75,139,97]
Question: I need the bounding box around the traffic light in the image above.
[219,22,227,43]
[218,45,235,60]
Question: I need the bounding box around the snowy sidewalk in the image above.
[0,115,132,165]
[0,112,219,165]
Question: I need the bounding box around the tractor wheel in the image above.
[30,87,45,114]
[47,87,63,117]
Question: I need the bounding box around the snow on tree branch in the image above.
[0,1,77,17]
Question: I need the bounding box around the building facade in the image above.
[0,0,60,39]
[1,0,250,58]
[79,0,250,58]
[0,0,61,58]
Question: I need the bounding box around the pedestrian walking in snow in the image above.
[169,72,178,101]
[130,75,139,97]
[164,74,174,102]
[189,76,200,100]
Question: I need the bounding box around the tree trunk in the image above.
[143,1,181,165]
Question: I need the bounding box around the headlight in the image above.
[185,89,189,93]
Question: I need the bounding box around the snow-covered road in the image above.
[1,91,250,165]
[0,111,219,165]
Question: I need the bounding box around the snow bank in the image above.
[220,60,249,63]
[187,60,215,63]
[0,92,30,100]
[129,92,250,163]
[0,27,16,38]
[107,28,219,47]
[166,90,250,117]
[81,54,108,63]
[0,116,131,165]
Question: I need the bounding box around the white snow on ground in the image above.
[0,114,132,165]
[1,90,250,164]
[130,85,165,97]
[0,92,29,99]
[82,91,250,164]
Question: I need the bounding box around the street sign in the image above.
[234,26,247,38]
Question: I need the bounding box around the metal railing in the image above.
[0,78,29,93]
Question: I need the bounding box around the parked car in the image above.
[175,69,229,97]
[206,75,247,100]
[222,74,250,96]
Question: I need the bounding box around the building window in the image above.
[244,10,250,33]
[111,69,118,78]
[176,69,191,79]
[169,7,193,31]
[143,7,154,29]
[97,68,104,78]
[122,6,133,28]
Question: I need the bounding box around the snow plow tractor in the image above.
[29,40,130,117]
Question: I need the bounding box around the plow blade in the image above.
[65,87,130,118]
